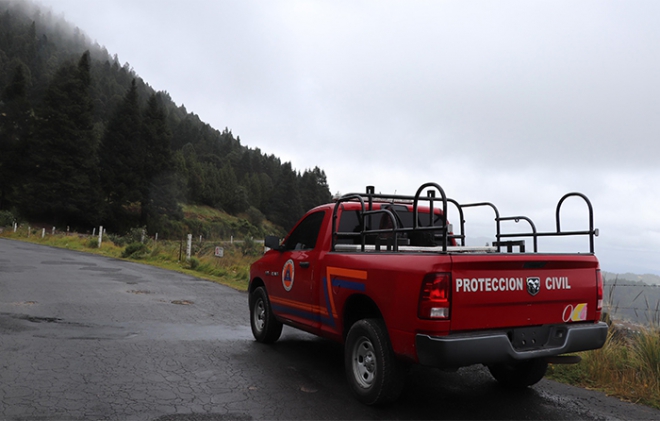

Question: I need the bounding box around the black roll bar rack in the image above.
[332,183,598,254]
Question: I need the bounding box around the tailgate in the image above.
[450,254,600,331]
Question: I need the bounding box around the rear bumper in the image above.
[415,322,609,368]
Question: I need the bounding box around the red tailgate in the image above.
[449,254,600,331]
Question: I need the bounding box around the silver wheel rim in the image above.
[352,336,377,388]
[253,299,265,333]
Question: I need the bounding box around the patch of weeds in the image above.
[188,256,200,270]
[108,233,127,247]
[122,242,150,259]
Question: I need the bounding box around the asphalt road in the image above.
[1,238,658,421]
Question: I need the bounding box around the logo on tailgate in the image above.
[526,277,541,296]
[563,303,588,322]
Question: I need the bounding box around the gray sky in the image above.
[33,0,660,275]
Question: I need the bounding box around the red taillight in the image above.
[418,273,451,319]
[596,269,604,321]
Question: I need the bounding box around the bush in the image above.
[188,256,200,270]
[246,206,264,227]
[241,236,261,256]
[125,226,147,244]
[86,237,99,248]
[0,210,14,227]
[108,226,148,247]
[122,242,150,259]
[108,233,127,247]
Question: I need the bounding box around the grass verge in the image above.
[0,226,259,291]
[547,326,660,409]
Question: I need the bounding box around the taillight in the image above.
[418,273,451,319]
[596,269,603,321]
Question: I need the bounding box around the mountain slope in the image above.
[0,0,331,234]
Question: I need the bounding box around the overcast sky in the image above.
[31,0,660,275]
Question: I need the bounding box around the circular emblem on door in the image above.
[282,259,295,291]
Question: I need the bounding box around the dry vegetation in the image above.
[547,323,660,409]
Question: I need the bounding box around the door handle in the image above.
[299,261,310,268]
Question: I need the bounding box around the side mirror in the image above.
[264,235,282,251]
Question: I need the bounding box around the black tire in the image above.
[249,286,282,343]
[344,318,405,405]
[488,358,548,388]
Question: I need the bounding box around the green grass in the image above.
[183,204,234,220]
[0,224,259,291]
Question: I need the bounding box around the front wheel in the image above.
[249,286,282,343]
[344,318,405,405]
[488,358,548,388]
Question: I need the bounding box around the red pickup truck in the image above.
[248,182,608,405]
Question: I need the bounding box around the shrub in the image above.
[188,256,200,270]
[125,226,147,244]
[122,242,150,259]
[246,206,264,228]
[109,226,148,247]
[108,233,127,247]
[0,210,14,227]
[241,236,261,256]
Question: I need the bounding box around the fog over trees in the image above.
[0,1,331,235]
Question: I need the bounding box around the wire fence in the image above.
[603,281,660,326]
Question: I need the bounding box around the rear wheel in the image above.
[249,286,282,343]
[488,358,548,388]
[345,318,405,405]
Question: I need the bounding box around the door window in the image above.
[283,211,325,251]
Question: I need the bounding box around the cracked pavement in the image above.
[1,239,659,421]
[0,239,371,421]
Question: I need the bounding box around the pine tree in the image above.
[267,162,302,230]
[244,173,264,209]
[18,51,102,227]
[99,78,142,228]
[140,93,181,225]
[300,166,332,212]
[0,63,33,210]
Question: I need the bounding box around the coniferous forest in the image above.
[0,1,332,237]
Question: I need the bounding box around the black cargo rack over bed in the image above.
[331,182,598,254]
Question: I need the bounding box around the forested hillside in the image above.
[0,1,331,237]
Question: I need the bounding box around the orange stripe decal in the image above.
[325,266,368,318]
[270,296,309,312]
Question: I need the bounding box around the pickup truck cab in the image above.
[248,182,608,405]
